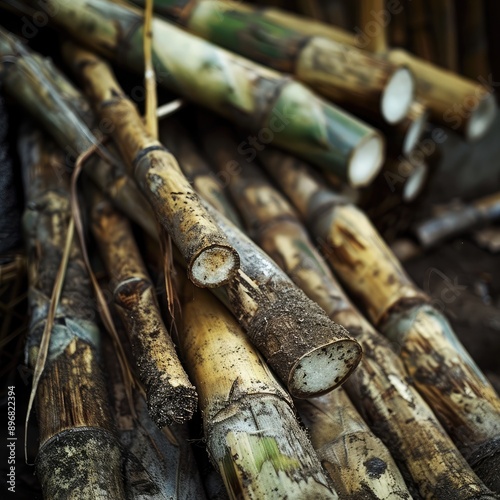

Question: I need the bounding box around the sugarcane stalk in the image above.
[89,189,197,427]
[159,119,243,229]
[358,0,388,53]
[131,0,413,125]
[64,43,239,287]
[103,337,207,499]
[177,275,338,499]
[20,126,125,499]
[201,196,362,399]
[19,0,384,186]
[0,26,157,238]
[259,147,500,493]
[387,49,497,141]
[219,4,497,141]
[203,126,499,498]
[414,191,500,248]
[296,389,411,500]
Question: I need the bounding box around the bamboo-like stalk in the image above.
[103,337,207,499]
[259,147,500,493]
[203,126,499,498]
[358,0,388,53]
[226,4,498,141]
[90,190,197,427]
[159,119,243,229]
[414,191,500,248]
[0,26,157,238]
[64,43,239,288]
[20,0,384,186]
[131,0,413,125]
[20,126,125,499]
[177,275,338,499]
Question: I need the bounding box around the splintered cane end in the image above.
[189,245,240,288]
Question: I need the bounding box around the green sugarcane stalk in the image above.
[130,0,414,125]
[259,146,500,494]
[103,337,207,499]
[201,123,496,498]
[17,0,384,186]
[211,2,497,141]
[20,125,125,499]
[0,26,157,237]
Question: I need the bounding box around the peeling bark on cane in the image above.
[63,43,240,288]
[20,127,125,499]
[259,147,500,494]
[90,190,197,428]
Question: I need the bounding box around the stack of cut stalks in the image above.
[1,0,500,498]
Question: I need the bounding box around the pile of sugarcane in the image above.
[1,0,500,498]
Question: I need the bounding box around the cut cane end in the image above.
[403,109,429,155]
[467,92,497,141]
[403,163,428,202]
[348,134,384,187]
[189,245,240,288]
[289,339,362,399]
[381,67,415,124]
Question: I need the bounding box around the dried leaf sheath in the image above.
[20,127,124,499]
[0,27,157,238]
[64,43,239,288]
[22,0,384,186]
[90,191,197,428]
[259,148,500,493]
[177,277,338,499]
[204,128,494,498]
